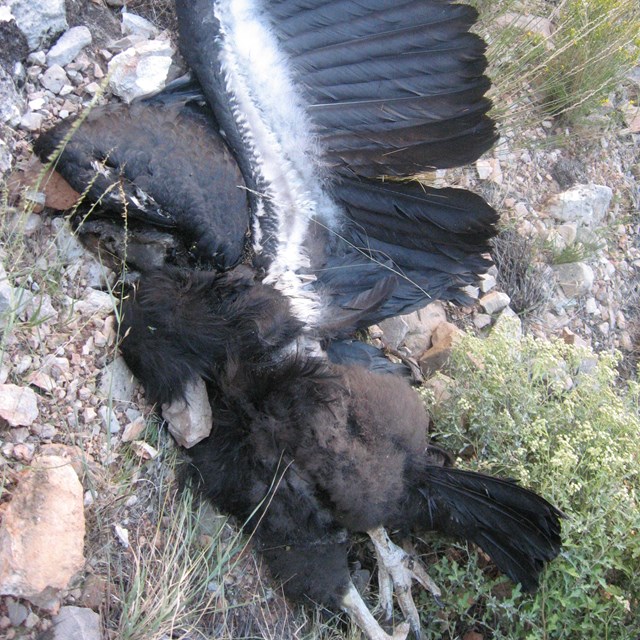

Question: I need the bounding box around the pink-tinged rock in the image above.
[0,455,85,610]
[418,322,463,377]
[0,384,39,426]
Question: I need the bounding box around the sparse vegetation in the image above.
[474,0,640,132]
[545,238,604,265]
[421,331,640,639]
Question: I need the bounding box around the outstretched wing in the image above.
[175,0,497,325]
[272,0,496,178]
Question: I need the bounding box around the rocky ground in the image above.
[0,1,638,639]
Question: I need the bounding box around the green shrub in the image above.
[419,331,640,639]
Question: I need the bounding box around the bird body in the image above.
[121,267,563,620]
[33,1,564,636]
[174,0,498,326]
[36,0,499,335]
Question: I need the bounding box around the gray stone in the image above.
[460,284,480,299]
[74,289,114,317]
[99,356,137,404]
[46,606,101,640]
[22,292,58,325]
[479,291,511,315]
[27,50,46,65]
[378,315,409,350]
[0,263,14,317]
[108,38,174,102]
[51,217,86,264]
[40,63,68,93]
[0,384,39,426]
[99,405,120,434]
[80,258,114,290]
[479,273,496,293]
[46,26,92,67]
[380,303,447,355]
[9,0,67,51]
[0,136,14,179]
[404,303,447,355]
[6,597,28,626]
[0,65,24,126]
[473,313,492,329]
[584,297,599,314]
[121,12,158,39]
[556,223,578,246]
[553,262,594,297]
[19,111,44,132]
[163,377,213,448]
[545,184,613,228]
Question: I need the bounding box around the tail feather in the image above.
[414,466,563,591]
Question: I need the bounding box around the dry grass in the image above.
[474,0,640,136]
[490,228,554,319]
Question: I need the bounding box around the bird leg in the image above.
[368,526,441,640]
[342,582,411,640]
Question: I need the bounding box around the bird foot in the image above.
[342,582,411,640]
[368,526,441,640]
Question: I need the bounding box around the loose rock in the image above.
[479,291,511,315]
[107,38,174,102]
[121,12,159,39]
[0,455,85,610]
[553,261,594,297]
[44,606,101,640]
[0,66,24,127]
[545,184,613,228]
[40,63,68,94]
[46,26,92,67]
[8,0,67,50]
[163,377,213,448]
[99,356,138,403]
[0,384,39,426]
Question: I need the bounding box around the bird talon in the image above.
[342,582,411,640]
[368,526,441,639]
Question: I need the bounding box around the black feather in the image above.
[413,467,564,591]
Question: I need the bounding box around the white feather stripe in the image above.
[212,0,341,325]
